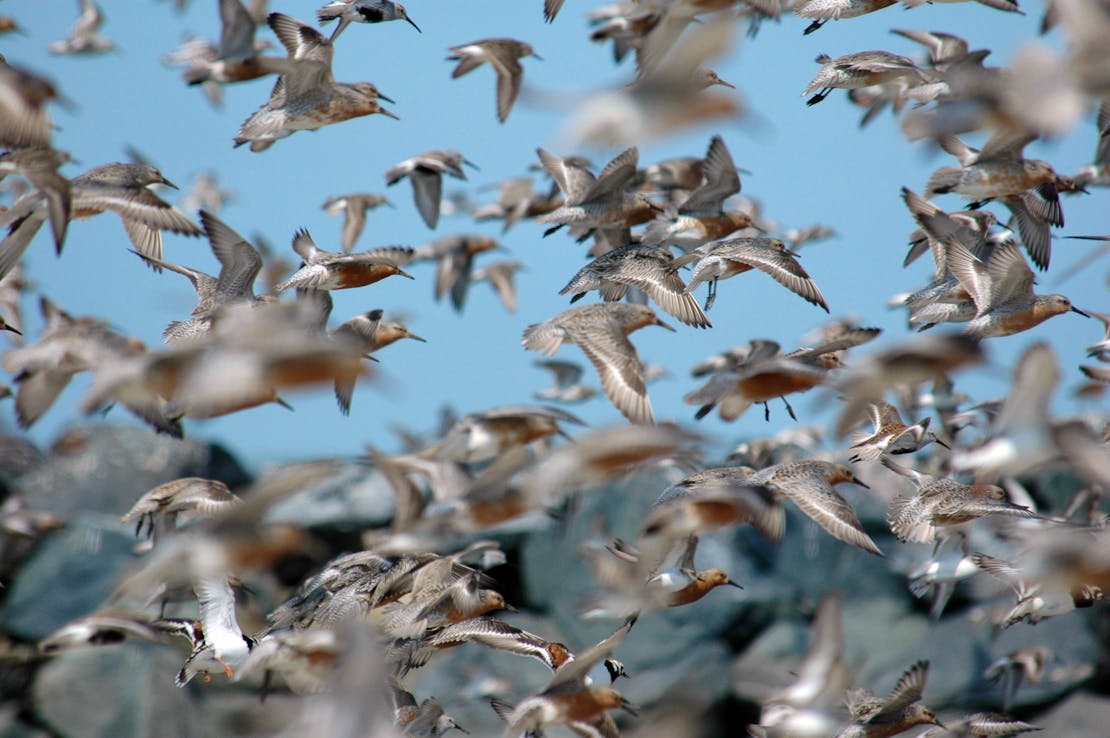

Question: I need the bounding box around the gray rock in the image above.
[263,463,394,530]
[32,642,198,738]
[1034,690,1110,736]
[0,514,139,641]
[13,424,249,520]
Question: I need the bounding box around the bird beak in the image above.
[532,52,544,61]
[715,76,736,90]
[376,91,395,104]
[463,158,480,171]
[727,579,744,589]
[501,602,518,613]
[1072,306,1091,318]
[397,268,415,279]
[2,324,21,335]
[378,107,400,121]
[851,475,870,489]
[384,199,396,209]
[160,176,179,189]
[656,318,676,332]
[619,697,639,716]
[405,15,422,32]
[934,437,951,449]
[406,332,427,343]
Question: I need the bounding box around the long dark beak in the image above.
[851,475,870,489]
[406,332,427,343]
[463,158,480,171]
[2,324,21,335]
[656,318,676,332]
[396,268,415,280]
[378,107,400,121]
[727,579,744,589]
[501,602,518,613]
[532,52,544,61]
[384,199,396,208]
[934,437,951,449]
[405,16,421,33]
[376,91,395,104]
[1072,306,1092,317]
[619,697,638,716]
[159,176,179,189]
[715,75,737,90]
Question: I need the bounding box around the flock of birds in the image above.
[2,0,1110,736]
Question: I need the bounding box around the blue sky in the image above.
[2,0,1106,469]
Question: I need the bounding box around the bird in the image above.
[0,161,203,280]
[743,460,883,556]
[233,13,397,152]
[446,38,542,123]
[847,401,949,462]
[673,235,830,312]
[321,192,392,253]
[559,241,712,328]
[273,228,414,292]
[386,150,478,229]
[523,303,676,424]
[47,0,116,55]
[836,660,940,737]
[533,359,598,403]
[316,0,421,42]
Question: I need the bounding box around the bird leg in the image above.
[781,396,797,420]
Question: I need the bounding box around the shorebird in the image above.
[135,210,269,343]
[176,574,254,685]
[803,50,923,106]
[534,359,598,403]
[321,193,392,252]
[943,239,1086,338]
[398,616,573,676]
[412,234,501,311]
[493,623,635,738]
[273,228,414,291]
[473,177,561,233]
[446,38,542,123]
[471,260,523,313]
[48,0,116,55]
[744,460,882,556]
[793,0,897,35]
[421,404,584,463]
[0,60,67,150]
[234,13,397,152]
[927,134,1063,269]
[847,401,948,462]
[836,661,940,737]
[687,329,880,422]
[885,466,1036,547]
[121,477,241,546]
[317,0,421,42]
[0,147,71,256]
[915,713,1040,737]
[559,242,712,328]
[2,297,180,435]
[386,150,478,229]
[643,466,787,550]
[580,538,742,620]
[523,303,675,424]
[0,161,203,280]
[330,310,425,413]
[753,592,848,737]
[535,146,655,246]
[168,0,276,103]
[833,332,985,438]
[673,235,829,312]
